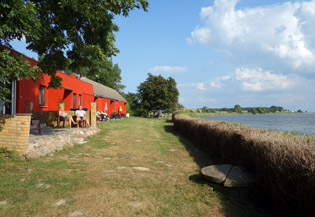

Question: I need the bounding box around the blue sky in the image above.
[11,0,315,111]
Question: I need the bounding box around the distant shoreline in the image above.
[189,111,310,118]
[198,112,315,136]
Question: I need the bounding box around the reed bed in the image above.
[173,114,315,217]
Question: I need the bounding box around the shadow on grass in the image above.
[164,125,220,167]
[163,123,272,217]
[164,119,173,123]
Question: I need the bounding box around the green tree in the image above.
[269,105,283,113]
[208,109,216,113]
[234,104,242,113]
[269,105,277,113]
[80,58,125,93]
[0,0,148,102]
[175,103,185,110]
[248,108,257,114]
[137,73,179,116]
[201,106,209,113]
[257,107,266,114]
[123,92,141,116]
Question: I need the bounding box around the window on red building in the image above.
[73,93,76,108]
[39,85,45,106]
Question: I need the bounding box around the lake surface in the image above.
[200,113,315,135]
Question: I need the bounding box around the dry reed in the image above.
[173,114,315,217]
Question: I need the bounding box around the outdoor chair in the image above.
[110,112,118,119]
[56,111,66,128]
[71,108,88,127]
[31,112,43,135]
[100,113,108,121]
[73,115,87,127]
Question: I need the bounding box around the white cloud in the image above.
[220,75,231,81]
[210,81,221,88]
[209,75,231,88]
[190,27,211,46]
[188,0,315,73]
[179,82,207,90]
[179,75,232,91]
[180,67,293,92]
[196,82,206,90]
[235,67,294,91]
[148,66,188,74]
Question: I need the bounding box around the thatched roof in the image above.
[80,77,127,103]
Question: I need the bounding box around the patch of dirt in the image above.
[104,170,116,173]
[132,167,150,171]
[154,161,165,164]
[0,201,7,206]
[36,183,51,189]
[128,201,145,209]
[54,199,67,207]
[68,210,83,217]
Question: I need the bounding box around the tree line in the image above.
[200,105,286,114]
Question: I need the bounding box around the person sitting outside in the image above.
[76,105,90,128]
[101,110,107,121]
[110,112,118,119]
[96,110,101,121]
[58,107,76,128]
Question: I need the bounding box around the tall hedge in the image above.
[173,114,315,217]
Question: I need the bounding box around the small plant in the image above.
[0,146,17,159]
[290,131,300,136]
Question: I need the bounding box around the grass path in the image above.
[0,118,267,217]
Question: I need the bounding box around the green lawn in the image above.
[0,117,268,217]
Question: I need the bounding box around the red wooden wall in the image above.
[7,48,127,115]
[94,98,126,116]
[16,71,94,112]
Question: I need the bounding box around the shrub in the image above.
[173,114,315,217]
[0,147,18,161]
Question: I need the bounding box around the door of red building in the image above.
[63,88,73,110]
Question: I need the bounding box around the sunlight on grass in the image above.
[0,117,266,217]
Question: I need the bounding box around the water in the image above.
[200,113,315,135]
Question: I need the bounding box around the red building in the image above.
[80,77,127,115]
[1,48,127,116]
[17,71,95,113]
